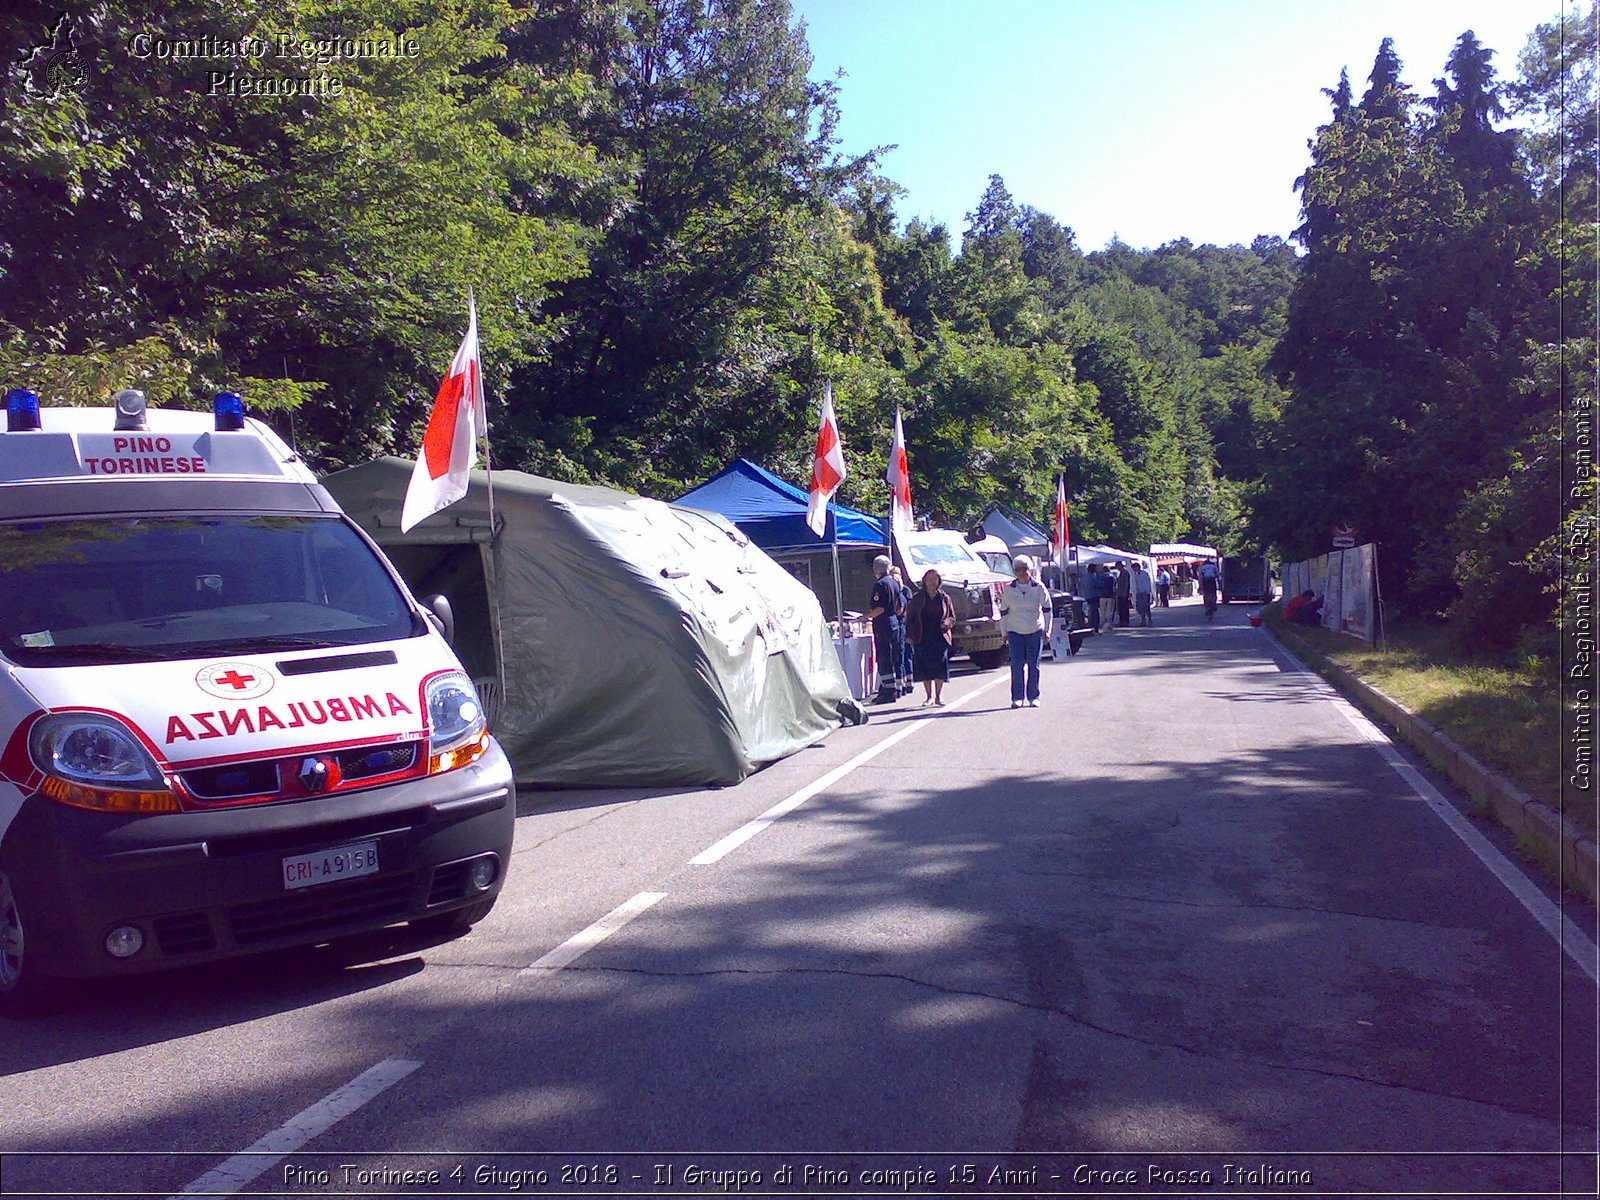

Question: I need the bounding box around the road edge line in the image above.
[519,891,668,975]
[1266,630,1598,985]
[689,673,1010,866]
[170,1057,422,1198]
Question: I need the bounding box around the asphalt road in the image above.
[2,600,1595,1199]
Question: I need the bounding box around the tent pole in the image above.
[830,507,845,626]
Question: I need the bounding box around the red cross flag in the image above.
[401,296,486,533]
[1053,475,1071,559]
[886,405,913,536]
[804,383,846,538]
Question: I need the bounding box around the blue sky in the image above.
[790,0,1564,251]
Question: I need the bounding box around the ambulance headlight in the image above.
[29,713,178,812]
[425,671,489,774]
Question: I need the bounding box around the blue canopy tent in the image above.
[676,458,888,620]
[676,458,886,552]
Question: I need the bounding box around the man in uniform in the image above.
[866,554,905,703]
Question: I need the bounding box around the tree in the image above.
[1018,206,1083,304]
[1359,36,1412,120]
[1428,30,1520,195]
[498,0,877,492]
[1324,67,1356,126]
[0,0,602,467]
[1259,24,1562,634]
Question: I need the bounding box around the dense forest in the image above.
[0,1,1590,656]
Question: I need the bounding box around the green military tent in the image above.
[323,458,852,788]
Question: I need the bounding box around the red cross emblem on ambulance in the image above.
[195,661,275,701]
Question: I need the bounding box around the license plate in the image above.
[282,841,379,891]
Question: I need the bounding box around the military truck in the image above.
[1220,554,1274,604]
[894,529,1010,669]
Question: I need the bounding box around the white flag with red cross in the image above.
[401,296,486,533]
[804,383,846,538]
[1053,475,1071,558]
[886,405,913,536]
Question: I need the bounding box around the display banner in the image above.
[1340,543,1374,641]
[1280,543,1376,643]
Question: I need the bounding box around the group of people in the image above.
[866,553,1055,709]
[1080,561,1163,630]
[866,555,956,707]
[1283,589,1325,625]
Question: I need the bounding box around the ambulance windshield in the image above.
[0,515,418,666]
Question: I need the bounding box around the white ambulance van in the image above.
[0,388,514,1016]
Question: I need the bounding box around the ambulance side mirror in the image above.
[422,594,455,645]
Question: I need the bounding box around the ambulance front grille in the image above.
[151,911,217,956]
[426,861,471,907]
[226,872,416,947]
[178,743,421,806]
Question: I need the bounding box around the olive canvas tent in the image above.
[323,457,851,788]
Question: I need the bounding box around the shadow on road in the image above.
[6,595,1594,1200]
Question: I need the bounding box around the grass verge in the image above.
[1264,608,1575,832]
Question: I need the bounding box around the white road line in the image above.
[170,1057,421,1198]
[1273,637,1599,985]
[520,891,668,975]
[690,674,1011,865]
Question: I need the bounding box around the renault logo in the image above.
[297,757,332,793]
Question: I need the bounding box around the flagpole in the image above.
[470,287,508,723]
[468,287,498,538]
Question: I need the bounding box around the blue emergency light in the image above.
[5,388,41,432]
[211,390,244,432]
[213,391,245,431]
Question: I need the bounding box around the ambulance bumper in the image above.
[5,741,515,979]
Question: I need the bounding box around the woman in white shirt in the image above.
[999,555,1051,708]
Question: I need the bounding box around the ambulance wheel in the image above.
[410,897,496,940]
[968,648,1008,670]
[0,862,58,1019]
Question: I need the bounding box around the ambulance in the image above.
[0,388,514,1016]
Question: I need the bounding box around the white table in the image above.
[833,633,878,700]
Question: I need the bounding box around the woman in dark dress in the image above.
[904,568,956,707]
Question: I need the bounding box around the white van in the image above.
[0,390,514,1015]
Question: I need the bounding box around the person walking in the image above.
[1198,558,1220,620]
[1095,565,1116,633]
[1157,567,1172,608]
[1132,562,1154,626]
[1114,563,1132,627]
[905,568,956,706]
[865,555,904,703]
[999,554,1051,708]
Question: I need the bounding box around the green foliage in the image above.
[0,0,600,467]
[1443,413,1561,653]
[497,0,877,491]
[0,0,1565,672]
[1260,25,1561,668]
